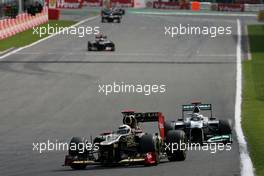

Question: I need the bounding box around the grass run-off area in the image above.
[243,25,264,176]
[0,20,76,52]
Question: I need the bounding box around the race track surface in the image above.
[0,13,242,176]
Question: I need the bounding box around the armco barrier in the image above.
[217,3,245,12]
[149,1,264,13]
[57,0,84,9]
[83,0,102,7]
[245,4,264,12]
[0,7,48,40]
[111,0,134,8]
[84,0,133,7]
[153,1,190,9]
[200,2,211,10]
[134,0,146,8]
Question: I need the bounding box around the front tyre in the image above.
[219,120,232,135]
[111,44,115,51]
[87,42,92,51]
[165,130,187,161]
[70,163,87,170]
[140,134,159,165]
[68,137,88,170]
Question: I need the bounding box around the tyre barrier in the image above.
[0,7,48,40]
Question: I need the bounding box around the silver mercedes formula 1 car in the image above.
[165,102,232,144]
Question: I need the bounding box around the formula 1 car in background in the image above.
[165,102,232,144]
[87,34,115,51]
[63,111,187,170]
[101,8,122,23]
[113,6,125,15]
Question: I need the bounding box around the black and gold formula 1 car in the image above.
[63,111,187,170]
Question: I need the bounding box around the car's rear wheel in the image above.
[164,121,174,139]
[166,130,187,161]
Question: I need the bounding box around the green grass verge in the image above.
[243,25,264,176]
[0,20,76,52]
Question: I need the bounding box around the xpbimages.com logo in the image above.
[165,24,232,38]
[32,24,100,38]
[32,139,99,154]
[98,82,167,96]
[165,141,232,154]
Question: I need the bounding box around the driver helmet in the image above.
[95,33,106,41]
[191,113,202,121]
[117,124,131,135]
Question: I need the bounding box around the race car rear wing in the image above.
[182,102,213,118]
[122,111,165,140]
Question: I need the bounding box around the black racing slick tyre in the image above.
[69,137,83,156]
[140,134,160,165]
[164,121,174,139]
[111,44,115,51]
[219,120,232,135]
[140,134,156,153]
[87,42,92,51]
[68,137,88,170]
[70,163,87,170]
[68,137,89,158]
[117,18,121,23]
[166,130,187,161]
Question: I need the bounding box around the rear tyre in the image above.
[166,130,187,161]
[164,121,174,139]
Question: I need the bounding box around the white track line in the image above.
[235,19,254,176]
[0,15,99,60]
[132,11,257,17]
[245,25,252,60]
[15,52,236,57]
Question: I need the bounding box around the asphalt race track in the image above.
[0,12,248,176]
